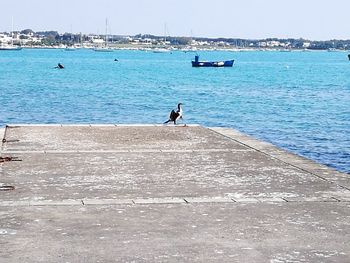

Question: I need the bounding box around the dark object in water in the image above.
[164,103,183,125]
[348,54,350,61]
[114,58,118,61]
[191,55,234,67]
[0,185,15,191]
[0,156,21,162]
[55,63,64,69]
[0,156,22,163]
[0,156,13,162]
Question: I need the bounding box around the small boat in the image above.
[0,45,22,51]
[0,18,22,51]
[65,45,80,51]
[152,48,171,53]
[327,48,338,52]
[93,47,114,52]
[94,18,113,52]
[191,55,234,67]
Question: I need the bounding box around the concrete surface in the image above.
[0,125,349,262]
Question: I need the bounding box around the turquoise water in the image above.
[0,49,349,173]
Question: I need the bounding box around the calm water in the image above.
[0,49,349,173]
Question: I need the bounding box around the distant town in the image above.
[1,29,350,51]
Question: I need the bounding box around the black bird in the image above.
[164,103,183,125]
[55,63,64,69]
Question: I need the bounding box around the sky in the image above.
[1,0,349,40]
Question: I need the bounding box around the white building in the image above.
[0,33,11,44]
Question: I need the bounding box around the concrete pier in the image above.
[1,125,349,262]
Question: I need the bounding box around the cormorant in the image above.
[55,63,64,69]
[164,103,183,125]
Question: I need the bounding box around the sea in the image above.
[0,48,349,173]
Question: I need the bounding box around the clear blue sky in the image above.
[1,0,349,40]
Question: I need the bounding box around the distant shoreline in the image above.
[2,30,350,51]
[4,44,349,52]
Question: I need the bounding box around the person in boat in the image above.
[55,63,64,69]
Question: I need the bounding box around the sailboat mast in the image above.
[11,16,14,46]
[164,23,167,43]
[105,18,108,47]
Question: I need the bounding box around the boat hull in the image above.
[93,48,114,52]
[65,48,78,51]
[191,59,234,67]
[0,47,22,51]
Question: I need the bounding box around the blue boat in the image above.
[191,55,234,67]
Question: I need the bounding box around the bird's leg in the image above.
[180,117,186,127]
